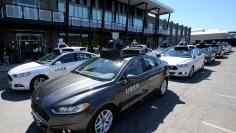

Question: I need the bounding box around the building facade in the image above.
[0,0,191,62]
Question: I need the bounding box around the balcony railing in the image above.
[0,4,170,35]
[2,4,64,23]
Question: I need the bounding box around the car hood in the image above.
[32,73,108,107]
[9,62,43,74]
[159,56,191,65]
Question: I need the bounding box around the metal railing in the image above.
[2,4,64,22]
[1,3,170,35]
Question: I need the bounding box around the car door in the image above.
[192,49,200,70]
[143,57,163,96]
[195,49,204,70]
[49,53,76,79]
[116,58,148,112]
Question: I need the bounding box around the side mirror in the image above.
[125,74,138,83]
[54,61,62,65]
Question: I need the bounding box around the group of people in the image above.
[0,41,46,66]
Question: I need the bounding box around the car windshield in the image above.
[73,58,126,81]
[212,45,222,51]
[199,48,209,54]
[165,49,192,58]
[36,53,61,64]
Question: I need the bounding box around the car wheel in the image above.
[88,106,115,133]
[188,67,194,78]
[200,63,204,70]
[158,78,168,96]
[30,76,47,91]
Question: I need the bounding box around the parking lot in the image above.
[0,49,236,133]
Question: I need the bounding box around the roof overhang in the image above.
[118,0,174,15]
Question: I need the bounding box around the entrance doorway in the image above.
[16,33,43,61]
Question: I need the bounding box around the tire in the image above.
[88,106,116,133]
[158,78,168,96]
[30,76,47,91]
[188,67,194,79]
[200,63,204,70]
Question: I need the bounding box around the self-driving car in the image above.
[8,51,97,91]
[160,46,205,78]
[222,42,232,53]
[196,44,215,64]
[211,42,224,58]
[154,41,173,57]
[31,48,169,133]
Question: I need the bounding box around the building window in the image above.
[172,28,176,36]
[105,11,112,22]
[58,0,65,12]
[92,8,102,20]
[14,0,39,7]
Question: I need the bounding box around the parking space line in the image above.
[202,121,236,133]
[215,94,236,100]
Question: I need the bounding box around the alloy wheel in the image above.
[33,77,46,89]
[94,110,113,133]
[160,79,167,95]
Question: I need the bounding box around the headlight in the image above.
[177,64,190,68]
[13,72,31,78]
[51,103,90,114]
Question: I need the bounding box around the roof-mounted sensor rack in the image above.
[174,46,190,51]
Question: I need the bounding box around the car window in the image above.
[76,53,91,61]
[59,44,67,48]
[124,59,144,76]
[144,57,157,71]
[80,48,87,51]
[58,53,76,63]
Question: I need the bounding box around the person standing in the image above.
[33,43,39,60]
[3,48,10,66]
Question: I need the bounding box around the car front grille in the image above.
[168,65,178,70]
[31,101,50,121]
[8,74,12,81]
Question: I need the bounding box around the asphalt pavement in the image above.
[0,49,236,133]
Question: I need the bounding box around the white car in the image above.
[222,42,232,53]
[160,46,205,78]
[8,51,97,91]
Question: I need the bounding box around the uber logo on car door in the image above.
[126,84,140,94]
[55,67,66,71]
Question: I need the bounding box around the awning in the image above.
[118,0,174,15]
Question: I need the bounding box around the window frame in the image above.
[55,53,76,64]
[118,58,145,81]
[143,56,158,72]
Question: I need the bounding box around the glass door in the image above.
[16,33,43,61]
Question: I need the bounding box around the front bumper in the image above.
[31,101,93,133]
[168,66,190,77]
[8,74,31,90]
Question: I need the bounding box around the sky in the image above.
[158,0,236,31]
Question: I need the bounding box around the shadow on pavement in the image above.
[206,60,221,67]
[110,90,184,133]
[170,68,215,84]
[26,122,44,133]
[1,89,31,101]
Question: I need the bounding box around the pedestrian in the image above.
[33,43,39,60]
[3,48,10,66]
[38,45,43,58]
